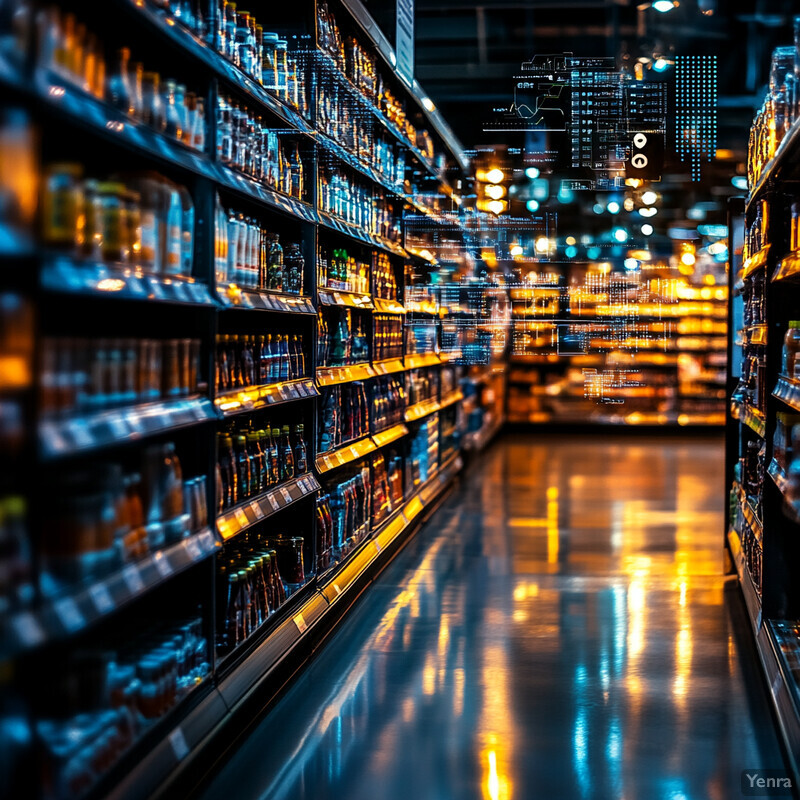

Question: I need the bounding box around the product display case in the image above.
[726,36,800,784]
[0,1,475,797]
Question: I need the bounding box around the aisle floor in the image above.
[198,434,786,800]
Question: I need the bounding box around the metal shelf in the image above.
[404,397,441,422]
[316,435,377,473]
[731,398,766,438]
[373,297,406,314]
[317,211,406,257]
[123,0,314,136]
[317,287,374,309]
[741,245,771,280]
[773,250,800,283]
[316,363,376,387]
[371,423,409,449]
[39,396,217,460]
[372,357,406,376]
[405,353,441,370]
[215,378,318,417]
[747,114,800,212]
[774,375,800,414]
[216,474,321,541]
[2,528,218,659]
[41,256,215,306]
[217,286,316,314]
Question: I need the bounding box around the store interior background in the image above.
[2,0,800,798]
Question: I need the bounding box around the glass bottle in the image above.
[268,429,281,485]
[234,434,251,501]
[267,233,284,291]
[108,48,134,116]
[280,425,295,480]
[284,242,304,295]
[293,424,307,473]
[163,79,183,141]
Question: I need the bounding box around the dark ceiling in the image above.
[364,0,799,154]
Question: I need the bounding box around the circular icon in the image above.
[631,153,649,169]
[633,133,648,149]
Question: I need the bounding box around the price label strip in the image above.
[279,487,293,503]
[54,597,85,633]
[153,552,173,579]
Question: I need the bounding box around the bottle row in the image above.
[318,165,400,242]
[217,95,306,199]
[318,245,371,294]
[317,309,370,368]
[318,383,369,454]
[216,423,309,512]
[43,166,195,276]
[41,337,203,419]
[214,203,304,293]
[40,615,210,800]
[316,0,436,164]
[41,442,207,599]
[215,333,307,393]
[748,20,800,189]
[34,6,207,151]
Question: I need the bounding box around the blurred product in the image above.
[370,376,405,432]
[318,382,368,453]
[215,333,305,392]
[317,309,368,368]
[373,315,403,360]
[40,337,202,417]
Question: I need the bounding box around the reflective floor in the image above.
[198,434,786,800]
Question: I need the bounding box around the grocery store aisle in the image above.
[197,434,785,800]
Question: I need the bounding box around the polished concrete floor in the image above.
[198,434,786,800]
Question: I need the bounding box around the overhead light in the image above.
[525,167,540,179]
[624,258,639,271]
[680,252,696,266]
[566,236,576,245]
[510,245,524,257]
[485,184,506,200]
[652,0,678,12]
[535,236,550,253]
[421,96,436,112]
[613,227,628,243]
[731,176,748,190]
[641,190,658,205]
[641,223,654,236]
[487,199,507,215]
[526,199,540,212]
[486,168,505,184]
[638,207,658,217]
[607,200,620,214]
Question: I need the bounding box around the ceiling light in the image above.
[607,200,620,214]
[566,236,576,245]
[485,184,506,200]
[613,227,628,243]
[638,207,658,217]
[641,190,658,205]
[653,0,677,12]
[486,168,505,184]
[641,224,654,236]
[680,252,696,266]
[487,200,507,215]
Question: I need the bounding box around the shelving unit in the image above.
[725,111,800,783]
[0,0,485,797]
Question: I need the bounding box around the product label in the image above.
[267,493,281,512]
[153,552,173,579]
[293,612,308,633]
[122,564,145,595]
[234,508,249,529]
[89,582,115,614]
[249,500,264,518]
[280,487,293,503]
[169,727,190,761]
[54,597,85,633]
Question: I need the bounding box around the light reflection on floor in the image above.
[197,434,785,800]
